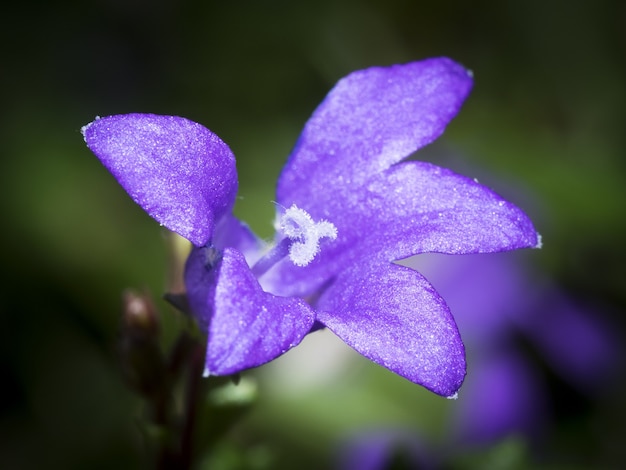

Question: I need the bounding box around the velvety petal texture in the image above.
[264,161,539,298]
[351,162,539,256]
[316,261,465,397]
[82,114,238,246]
[185,246,315,376]
[277,58,473,205]
[265,58,537,299]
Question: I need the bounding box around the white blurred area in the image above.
[255,327,359,395]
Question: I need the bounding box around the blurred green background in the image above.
[1,0,625,468]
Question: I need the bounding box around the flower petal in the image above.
[406,252,533,343]
[316,261,465,397]
[365,161,540,257]
[212,213,263,265]
[277,58,473,206]
[82,114,237,246]
[264,161,538,298]
[185,246,315,376]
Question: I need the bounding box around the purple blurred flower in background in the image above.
[424,252,623,445]
[82,58,539,397]
[339,252,622,467]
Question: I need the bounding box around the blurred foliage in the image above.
[1,0,625,468]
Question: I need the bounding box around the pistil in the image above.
[250,204,337,277]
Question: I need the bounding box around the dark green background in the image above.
[1,0,625,468]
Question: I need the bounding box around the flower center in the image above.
[251,205,337,277]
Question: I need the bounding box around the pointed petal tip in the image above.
[419,368,465,398]
[277,57,475,206]
[80,115,101,138]
[509,214,541,252]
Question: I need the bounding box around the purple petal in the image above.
[406,252,534,343]
[316,261,465,397]
[212,213,263,265]
[264,161,538,298]
[326,161,540,262]
[277,58,473,207]
[82,114,237,246]
[185,246,315,375]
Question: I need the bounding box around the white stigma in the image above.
[277,205,337,267]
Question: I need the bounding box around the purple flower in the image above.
[81,58,539,397]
